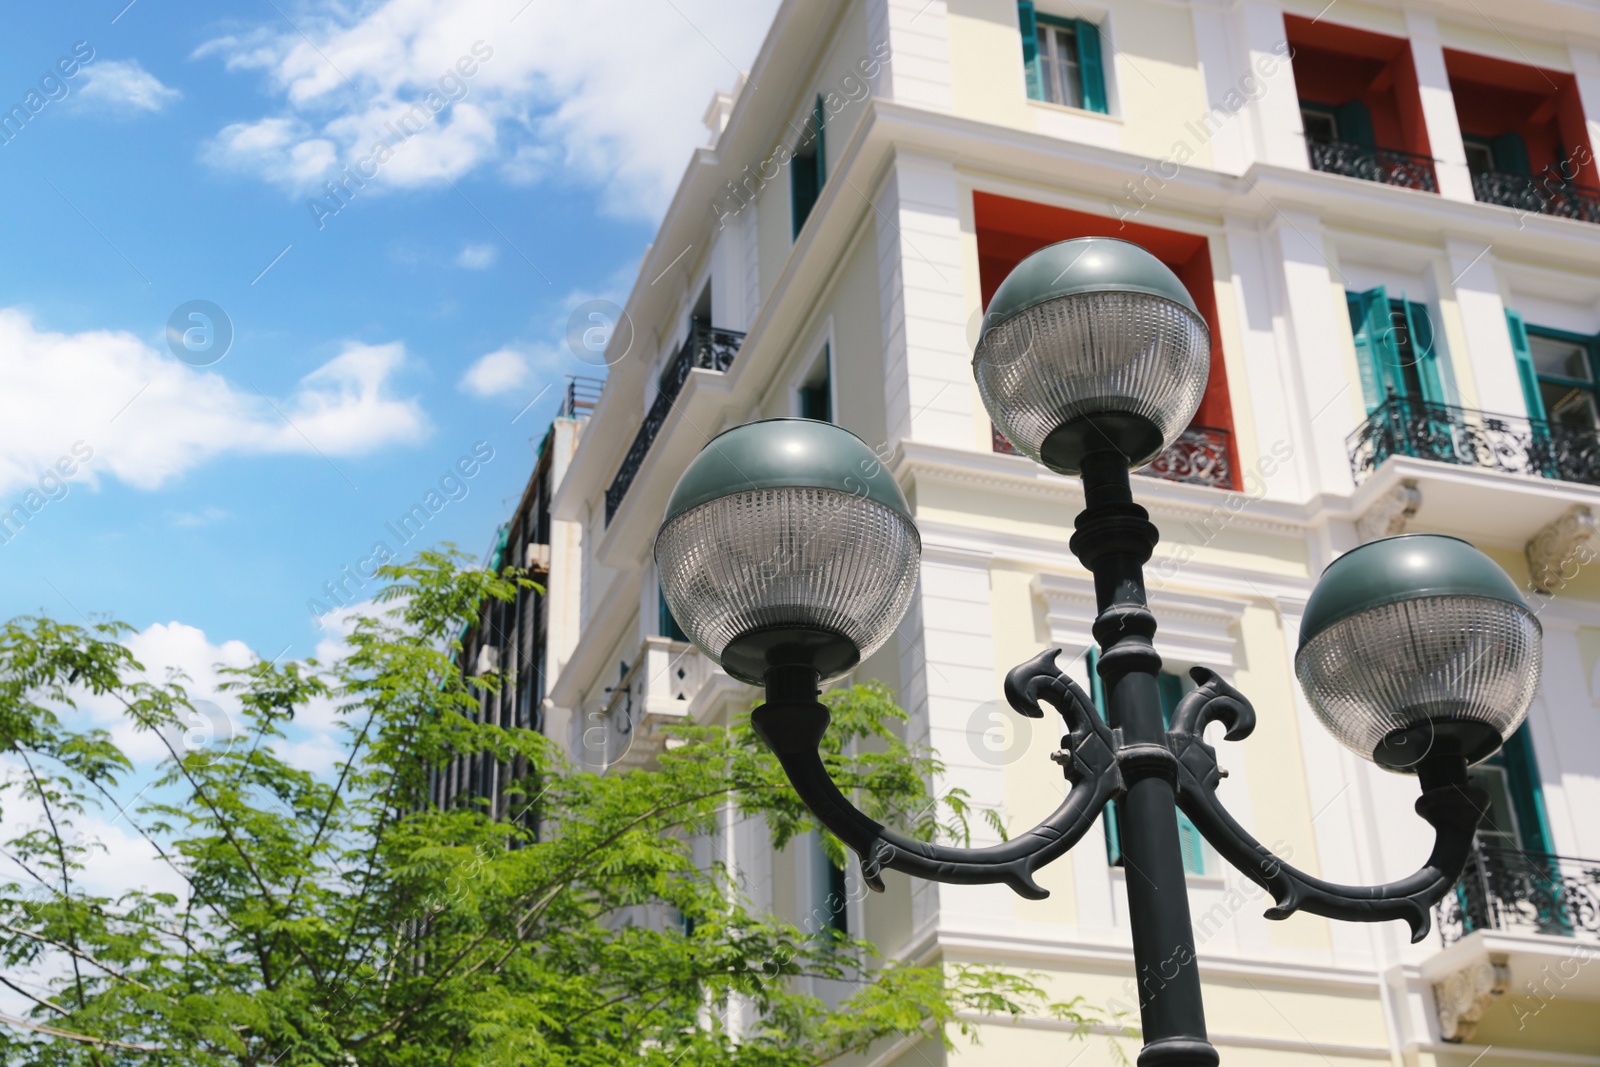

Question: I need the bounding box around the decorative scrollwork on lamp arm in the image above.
[1167,667,1489,943]
[749,651,1122,901]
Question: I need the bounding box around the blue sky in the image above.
[0,0,778,710]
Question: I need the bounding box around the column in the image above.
[1404,12,1474,203]
[866,0,953,112]
[874,156,975,448]
[1441,240,1524,415]
[1265,209,1363,498]
[1238,0,1306,170]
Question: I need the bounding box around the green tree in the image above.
[0,550,1103,1065]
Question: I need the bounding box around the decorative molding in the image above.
[1034,572,1248,673]
[1526,505,1597,594]
[1432,957,1509,1043]
[1356,479,1421,543]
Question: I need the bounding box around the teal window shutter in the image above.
[1334,100,1375,146]
[1500,725,1553,854]
[1402,299,1446,404]
[1089,656,1204,875]
[659,587,688,642]
[1075,19,1107,114]
[1018,2,1043,101]
[1157,673,1207,877]
[813,93,826,189]
[799,345,832,422]
[1348,286,1394,411]
[1491,131,1532,177]
[1506,309,1547,420]
[790,101,824,239]
[1086,649,1121,866]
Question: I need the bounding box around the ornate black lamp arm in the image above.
[1167,668,1489,943]
[750,658,1121,900]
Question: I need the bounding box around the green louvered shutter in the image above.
[1402,299,1445,404]
[1157,673,1207,877]
[1075,19,1107,114]
[1334,99,1375,146]
[1018,2,1043,101]
[1506,310,1546,420]
[813,94,826,190]
[1491,131,1532,177]
[1348,286,1397,411]
[1086,649,1121,865]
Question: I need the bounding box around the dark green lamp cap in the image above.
[978,237,1201,346]
[1299,534,1534,650]
[662,418,912,524]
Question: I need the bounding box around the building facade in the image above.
[472,1,1600,1062]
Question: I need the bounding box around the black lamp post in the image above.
[653,238,1543,1066]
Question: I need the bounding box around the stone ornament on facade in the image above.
[1356,479,1421,543]
[1525,504,1597,594]
[1433,958,1510,1042]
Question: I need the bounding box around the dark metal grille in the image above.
[1471,168,1600,224]
[1347,393,1600,487]
[993,423,1233,489]
[1308,139,1439,192]
[1438,840,1600,944]
[604,321,744,523]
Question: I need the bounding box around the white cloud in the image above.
[455,242,497,269]
[0,309,428,498]
[75,59,181,114]
[460,347,531,397]
[194,0,781,218]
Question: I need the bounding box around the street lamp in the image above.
[655,237,1541,1067]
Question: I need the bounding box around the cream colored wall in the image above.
[944,0,1215,169]
[1279,0,1405,36]
[939,967,1390,1065]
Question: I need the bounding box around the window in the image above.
[1347,287,1445,411]
[1301,105,1338,144]
[1507,312,1600,430]
[1086,652,1207,877]
[658,586,689,643]
[1300,99,1374,146]
[790,95,826,239]
[1463,132,1531,177]
[809,833,849,937]
[1018,3,1107,114]
[798,345,832,422]
[1467,725,1551,853]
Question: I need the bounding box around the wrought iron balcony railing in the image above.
[1307,139,1438,193]
[1437,839,1600,945]
[1348,393,1600,487]
[604,321,744,523]
[1471,168,1600,224]
[993,423,1234,490]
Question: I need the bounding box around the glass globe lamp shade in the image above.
[972,237,1211,475]
[654,419,921,686]
[1295,535,1541,772]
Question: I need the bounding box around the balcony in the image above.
[579,637,734,773]
[1471,168,1600,224]
[1349,394,1600,488]
[604,320,744,523]
[993,423,1234,490]
[1308,139,1438,192]
[1438,841,1600,945]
